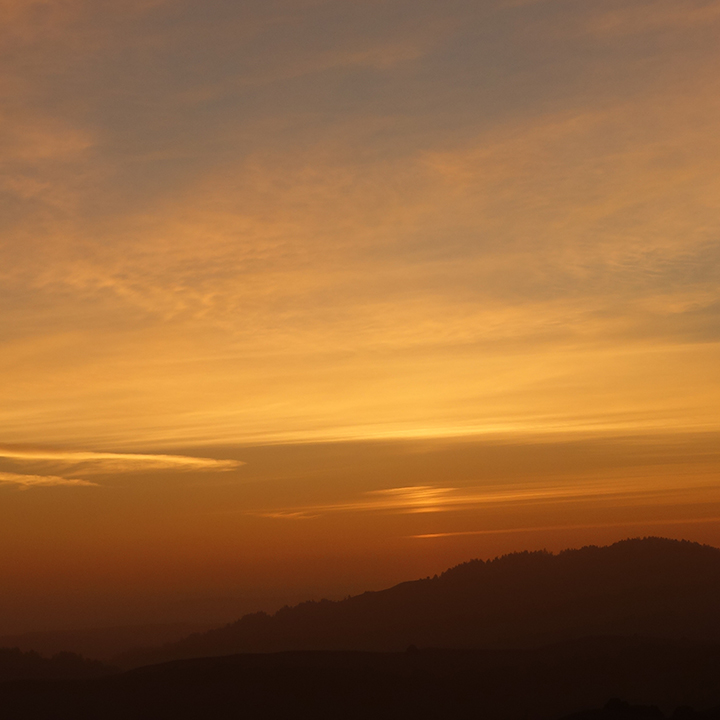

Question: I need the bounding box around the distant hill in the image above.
[118,537,720,667]
[0,647,114,682]
[0,622,216,662]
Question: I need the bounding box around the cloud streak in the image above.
[256,480,684,519]
[0,472,96,489]
[411,515,720,539]
[0,448,243,473]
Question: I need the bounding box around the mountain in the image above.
[0,623,216,662]
[118,537,720,667]
[0,647,114,682]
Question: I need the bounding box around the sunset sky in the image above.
[1,0,719,634]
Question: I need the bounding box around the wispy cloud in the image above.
[0,471,96,489]
[0,448,243,473]
[1,0,719,450]
[585,0,720,37]
[256,481,666,519]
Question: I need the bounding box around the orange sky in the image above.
[1,0,719,634]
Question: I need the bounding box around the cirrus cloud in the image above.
[0,471,96,489]
[0,447,243,474]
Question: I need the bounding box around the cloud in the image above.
[585,0,720,37]
[504,0,720,39]
[1,0,719,450]
[0,113,93,163]
[256,480,675,519]
[0,448,243,473]
[0,471,96,488]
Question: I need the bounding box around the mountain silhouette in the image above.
[0,647,114,682]
[118,537,720,667]
[0,623,216,662]
[4,538,720,719]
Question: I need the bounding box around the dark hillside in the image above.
[119,538,720,667]
[0,623,215,662]
[0,647,114,682]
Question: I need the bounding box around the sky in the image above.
[1,0,719,634]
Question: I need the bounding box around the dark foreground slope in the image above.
[3,638,720,720]
[121,538,720,667]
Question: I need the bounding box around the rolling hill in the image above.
[118,537,720,667]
